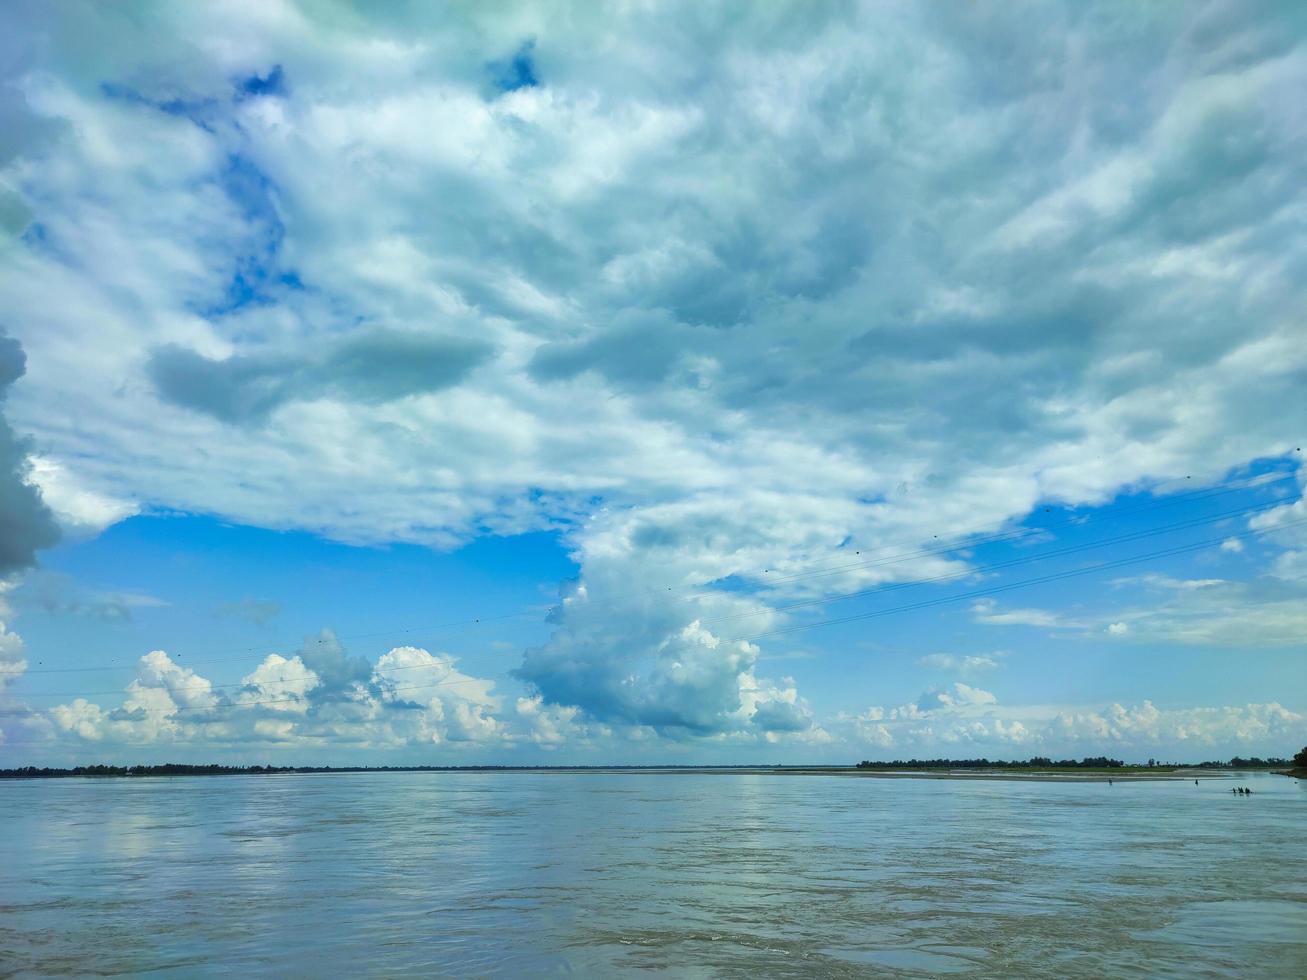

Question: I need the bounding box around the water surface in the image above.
[2,771,1304,977]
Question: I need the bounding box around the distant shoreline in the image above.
[2,764,1297,782]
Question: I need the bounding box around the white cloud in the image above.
[371,646,501,744]
[237,653,320,714]
[918,652,1003,675]
[49,651,218,744]
[0,330,61,574]
[133,650,219,711]
[46,644,509,749]
[852,691,1306,758]
[3,3,1306,753]
[1049,700,1304,749]
[514,694,588,747]
[49,699,110,742]
[0,618,25,690]
[25,456,137,536]
[970,600,1072,629]
[1124,574,1228,591]
[1249,471,1307,581]
[1087,579,1307,647]
[917,683,999,714]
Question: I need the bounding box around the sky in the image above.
[1,0,1305,766]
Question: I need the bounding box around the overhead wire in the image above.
[730,517,1307,643]
[695,494,1292,629]
[17,496,1302,704]
[28,515,1306,713]
[19,467,1297,679]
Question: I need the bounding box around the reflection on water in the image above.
[1,771,1304,977]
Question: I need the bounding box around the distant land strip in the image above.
[1,756,1302,780]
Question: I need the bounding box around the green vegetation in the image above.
[0,764,802,779]
[856,757,1130,770]
[4,750,1303,779]
[1195,756,1293,769]
[856,754,1302,772]
[0,764,582,779]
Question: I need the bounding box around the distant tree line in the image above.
[0,764,563,779]
[858,751,1307,770]
[5,750,1304,778]
[1194,756,1293,769]
[856,757,1127,769]
[0,763,798,779]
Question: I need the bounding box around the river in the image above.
[1,770,1304,976]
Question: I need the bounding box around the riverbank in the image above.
[2,763,1285,782]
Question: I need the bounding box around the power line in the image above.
[730,517,1307,643]
[17,655,512,700]
[696,495,1290,629]
[46,675,495,716]
[18,500,1302,704]
[738,471,1294,591]
[20,469,1296,678]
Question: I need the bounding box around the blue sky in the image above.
[0,1,1305,764]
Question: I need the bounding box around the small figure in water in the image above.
[1195,779,1199,785]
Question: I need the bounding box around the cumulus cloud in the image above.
[0,329,59,575]
[371,645,502,743]
[50,651,220,744]
[517,608,775,736]
[515,694,590,748]
[917,683,998,714]
[237,653,319,713]
[47,641,508,750]
[918,652,1003,675]
[1048,700,1304,749]
[0,617,25,692]
[852,687,1305,758]
[0,328,60,726]
[515,549,822,742]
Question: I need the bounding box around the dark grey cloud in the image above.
[528,310,692,389]
[215,597,281,627]
[515,584,807,738]
[0,329,59,575]
[294,629,373,698]
[14,570,162,622]
[148,328,495,423]
[750,699,812,733]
